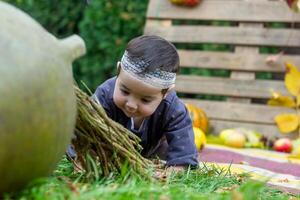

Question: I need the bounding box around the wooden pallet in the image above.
[144,0,300,139]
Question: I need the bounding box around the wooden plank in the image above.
[176,75,290,98]
[227,23,260,103]
[182,98,295,124]
[230,71,255,80]
[209,120,298,139]
[146,0,300,22]
[144,25,300,47]
[145,0,300,140]
[145,19,172,28]
[227,70,255,103]
[178,50,300,72]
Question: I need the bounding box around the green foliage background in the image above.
[4,0,148,91]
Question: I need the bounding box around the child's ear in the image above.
[163,84,175,99]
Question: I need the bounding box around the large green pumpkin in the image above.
[0,2,86,194]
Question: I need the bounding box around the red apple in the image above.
[285,0,299,12]
[273,138,293,153]
[184,0,200,7]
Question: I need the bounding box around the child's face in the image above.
[113,68,165,119]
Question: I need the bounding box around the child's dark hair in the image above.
[125,35,180,74]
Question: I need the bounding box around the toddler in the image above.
[92,35,198,168]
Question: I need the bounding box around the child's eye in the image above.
[120,89,129,95]
[141,98,151,104]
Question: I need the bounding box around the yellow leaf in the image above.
[267,91,296,108]
[275,113,299,133]
[297,95,300,107]
[285,62,300,97]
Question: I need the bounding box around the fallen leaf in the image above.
[278,178,289,183]
[275,113,299,133]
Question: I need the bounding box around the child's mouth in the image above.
[124,110,137,117]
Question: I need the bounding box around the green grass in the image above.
[2,158,297,200]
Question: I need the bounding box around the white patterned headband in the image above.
[120,51,176,89]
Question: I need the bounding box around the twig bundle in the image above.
[72,86,154,178]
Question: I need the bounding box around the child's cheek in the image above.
[113,91,124,108]
[141,104,157,117]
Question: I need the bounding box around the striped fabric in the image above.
[198,144,300,194]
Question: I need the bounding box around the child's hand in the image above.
[154,166,185,180]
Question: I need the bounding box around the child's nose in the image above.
[125,100,138,111]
